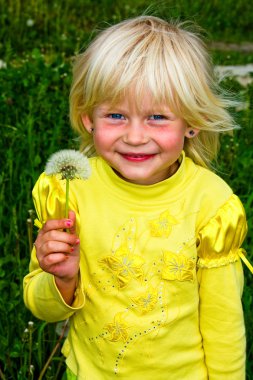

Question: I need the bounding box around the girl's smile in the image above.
[120,153,156,162]
[82,94,198,185]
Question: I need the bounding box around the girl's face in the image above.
[82,94,198,185]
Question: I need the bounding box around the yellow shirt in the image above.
[23,153,247,380]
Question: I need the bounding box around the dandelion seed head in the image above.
[45,149,91,180]
[0,59,7,69]
[28,321,34,329]
[26,18,35,27]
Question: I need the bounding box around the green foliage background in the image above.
[0,0,252,378]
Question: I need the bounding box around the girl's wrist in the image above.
[55,274,79,305]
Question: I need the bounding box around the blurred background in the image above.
[0,1,252,379]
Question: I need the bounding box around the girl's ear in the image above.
[185,128,200,139]
[81,114,93,133]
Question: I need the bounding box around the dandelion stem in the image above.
[27,218,33,253]
[65,179,70,219]
[38,319,69,380]
[28,326,33,380]
[0,366,6,380]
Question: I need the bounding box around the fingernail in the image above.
[66,220,72,227]
[75,239,80,245]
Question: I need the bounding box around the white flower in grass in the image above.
[26,19,35,27]
[45,149,91,218]
[28,321,34,329]
[0,59,7,69]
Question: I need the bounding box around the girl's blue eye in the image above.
[109,113,124,119]
[150,115,165,120]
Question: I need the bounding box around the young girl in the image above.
[24,16,248,379]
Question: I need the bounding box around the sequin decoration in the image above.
[90,213,197,376]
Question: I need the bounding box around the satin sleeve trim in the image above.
[32,172,80,232]
[32,172,66,226]
[197,194,247,269]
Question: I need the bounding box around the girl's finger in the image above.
[68,210,76,235]
[41,218,74,233]
[43,229,79,246]
[40,241,76,256]
[41,252,71,269]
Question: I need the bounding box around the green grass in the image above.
[0,0,253,378]
[1,0,253,59]
[212,50,253,66]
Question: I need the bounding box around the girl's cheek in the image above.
[162,134,185,148]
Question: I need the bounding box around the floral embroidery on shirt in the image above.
[162,251,195,282]
[149,210,178,238]
[112,218,136,254]
[100,246,144,288]
[104,313,130,342]
[131,287,158,314]
[99,218,145,288]
[88,209,199,376]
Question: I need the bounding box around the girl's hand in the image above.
[34,210,80,304]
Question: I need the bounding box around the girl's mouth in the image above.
[121,153,155,162]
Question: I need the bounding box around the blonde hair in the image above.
[70,15,238,167]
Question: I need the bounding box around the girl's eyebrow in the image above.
[96,105,128,115]
[97,104,123,111]
[147,108,176,116]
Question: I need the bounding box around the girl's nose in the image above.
[122,122,149,145]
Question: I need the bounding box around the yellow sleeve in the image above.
[23,173,85,322]
[197,194,247,380]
